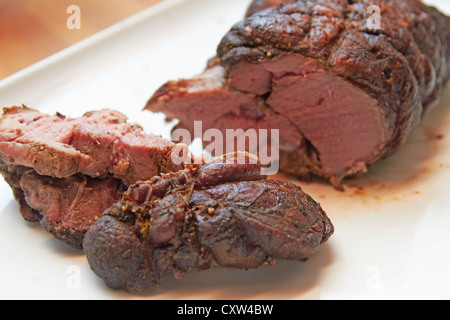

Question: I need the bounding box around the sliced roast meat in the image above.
[0,106,185,184]
[21,169,123,248]
[0,164,41,223]
[146,0,450,188]
[0,106,189,248]
[83,152,334,292]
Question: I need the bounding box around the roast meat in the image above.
[0,106,187,248]
[84,152,334,292]
[146,0,450,188]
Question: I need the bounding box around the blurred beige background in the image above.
[0,0,162,79]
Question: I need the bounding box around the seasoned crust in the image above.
[84,153,334,292]
[146,0,450,187]
[219,0,449,159]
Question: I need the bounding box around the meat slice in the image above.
[0,106,188,248]
[145,0,450,188]
[83,152,334,292]
[22,169,123,248]
[0,106,185,184]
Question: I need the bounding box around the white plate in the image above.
[0,0,449,300]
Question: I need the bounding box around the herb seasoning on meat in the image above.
[146,0,450,188]
[83,152,334,292]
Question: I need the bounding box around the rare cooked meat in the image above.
[0,106,188,248]
[146,0,450,188]
[83,152,334,292]
[8,165,123,248]
[0,106,185,184]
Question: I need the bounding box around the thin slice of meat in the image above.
[0,106,186,184]
[83,152,334,292]
[145,0,450,188]
[21,169,123,248]
[0,106,189,248]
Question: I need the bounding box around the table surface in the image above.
[0,0,162,80]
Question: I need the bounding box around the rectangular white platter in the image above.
[0,0,449,300]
